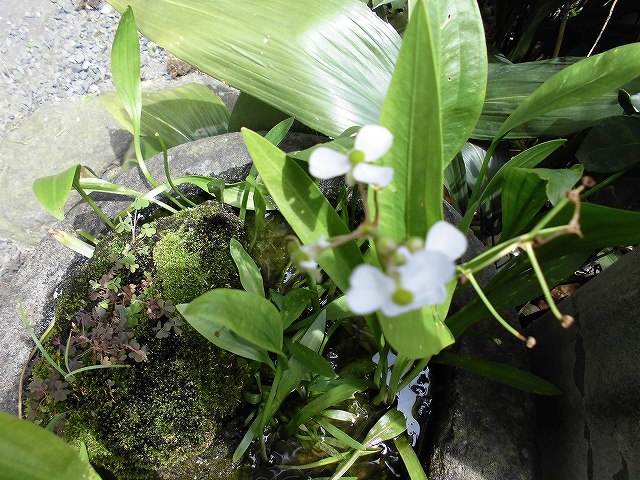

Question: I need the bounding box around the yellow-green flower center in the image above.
[392,289,414,306]
[348,149,366,164]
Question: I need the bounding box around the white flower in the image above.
[346,221,468,317]
[308,125,394,188]
[291,236,330,281]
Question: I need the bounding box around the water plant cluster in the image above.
[3,0,640,479]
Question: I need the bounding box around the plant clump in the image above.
[24,201,252,479]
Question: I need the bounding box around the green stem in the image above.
[240,165,258,225]
[464,270,528,343]
[74,184,116,230]
[386,355,412,404]
[523,242,563,320]
[580,166,632,200]
[306,274,322,313]
[394,358,429,393]
[158,134,195,208]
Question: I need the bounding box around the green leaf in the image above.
[576,116,640,173]
[501,165,583,239]
[286,340,336,378]
[287,379,370,432]
[475,59,640,140]
[362,408,407,446]
[230,238,265,297]
[378,305,455,360]
[108,0,400,138]
[444,151,468,214]
[228,92,290,134]
[394,435,428,480]
[0,411,102,480]
[477,139,566,207]
[111,6,142,139]
[242,128,363,292]
[496,43,640,140]
[378,0,444,240]
[433,352,561,395]
[281,289,314,329]
[435,0,487,164]
[179,289,283,356]
[100,83,230,159]
[32,165,79,220]
[265,117,295,146]
[49,229,95,259]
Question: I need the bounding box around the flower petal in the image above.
[425,221,468,261]
[354,125,393,162]
[400,250,455,293]
[412,284,448,307]
[352,163,394,187]
[309,148,350,179]
[380,300,418,317]
[346,264,395,314]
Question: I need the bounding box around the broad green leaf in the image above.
[434,352,561,395]
[32,165,79,220]
[326,296,352,321]
[435,0,487,164]
[496,43,640,140]
[287,379,370,432]
[448,203,640,336]
[111,6,142,139]
[179,289,283,355]
[286,340,336,379]
[576,116,640,173]
[378,305,454,360]
[0,411,102,480]
[100,83,230,159]
[177,303,274,367]
[475,59,640,140]
[109,0,400,138]
[230,238,265,297]
[444,151,468,214]
[536,165,584,206]
[394,435,428,480]
[242,128,363,292]
[378,0,444,241]
[315,417,367,451]
[501,165,583,239]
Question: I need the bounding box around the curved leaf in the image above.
[108,0,400,138]
[180,289,283,356]
[0,412,101,480]
[230,238,265,297]
[32,165,79,220]
[100,83,230,159]
[496,43,640,139]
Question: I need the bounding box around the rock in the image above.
[526,248,640,480]
[0,97,132,244]
[427,207,536,480]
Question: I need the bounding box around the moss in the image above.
[28,201,254,479]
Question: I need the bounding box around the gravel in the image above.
[0,0,170,134]
[0,0,171,276]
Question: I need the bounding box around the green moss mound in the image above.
[28,201,252,479]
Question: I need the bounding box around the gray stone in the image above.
[427,209,536,480]
[0,97,132,244]
[526,248,640,480]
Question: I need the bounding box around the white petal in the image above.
[400,250,455,293]
[352,163,394,187]
[354,125,393,162]
[425,221,468,261]
[308,148,350,179]
[380,300,418,317]
[412,284,448,307]
[346,264,395,314]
